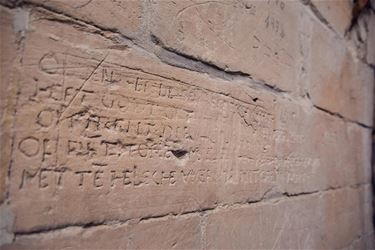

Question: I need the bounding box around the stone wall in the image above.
[0,0,374,249]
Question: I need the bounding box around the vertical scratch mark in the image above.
[272,211,288,249]
[55,53,67,166]
[5,89,20,202]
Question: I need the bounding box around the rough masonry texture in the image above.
[0,0,374,249]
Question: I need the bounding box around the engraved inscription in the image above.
[10,48,318,231]
[14,52,318,190]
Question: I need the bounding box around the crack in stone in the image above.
[300,0,337,34]
[150,33,288,95]
[313,104,373,130]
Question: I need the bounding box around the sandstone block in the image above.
[367,14,375,65]
[3,216,201,249]
[274,98,372,195]
[0,7,19,204]
[308,21,374,126]
[206,185,373,249]
[311,0,352,35]
[28,0,144,38]
[6,8,371,233]
[0,1,374,249]
[149,0,312,94]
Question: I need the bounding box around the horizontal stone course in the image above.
[206,185,373,249]
[4,216,201,249]
[3,185,372,249]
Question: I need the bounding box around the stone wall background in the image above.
[0,0,374,249]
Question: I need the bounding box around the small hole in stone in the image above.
[253,97,258,102]
[171,149,188,159]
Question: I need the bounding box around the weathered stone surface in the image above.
[1,1,374,248]
[28,0,144,37]
[149,0,312,94]
[149,1,374,124]
[0,7,19,204]
[311,0,352,35]
[308,21,374,126]
[367,14,375,65]
[5,7,372,234]
[206,185,373,249]
[5,187,373,249]
[9,8,273,232]
[3,215,201,249]
[0,205,14,245]
[274,98,372,195]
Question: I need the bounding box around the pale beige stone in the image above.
[149,0,312,94]
[274,98,372,195]
[311,0,353,35]
[9,8,275,232]
[367,14,375,65]
[4,187,374,249]
[0,7,19,204]
[28,0,144,37]
[149,1,374,124]
[308,21,374,126]
[1,1,374,248]
[206,185,373,249]
[0,205,15,245]
[3,216,201,249]
[4,8,371,234]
